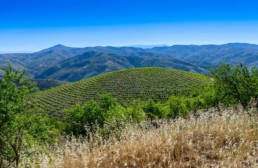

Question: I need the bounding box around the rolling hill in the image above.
[33,67,211,114]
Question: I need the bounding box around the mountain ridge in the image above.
[35,51,207,82]
[1,43,258,83]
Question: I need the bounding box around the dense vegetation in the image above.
[62,94,211,137]
[33,67,211,114]
[0,64,62,168]
[211,63,258,109]
[0,63,258,167]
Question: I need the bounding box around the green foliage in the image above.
[200,85,219,109]
[250,67,258,104]
[63,101,102,135]
[167,96,188,119]
[143,99,165,120]
[0,63,61,168]
[126,100,146,122]
[211,63,258,109]
[99,94,117,111]
[63,92,222,137]
[63,94,146,137]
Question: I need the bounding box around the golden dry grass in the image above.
[24,109,258,168]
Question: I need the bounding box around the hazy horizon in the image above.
[1,42,258,54]
[1,0,258,52]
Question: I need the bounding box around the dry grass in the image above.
[24,109,258,168]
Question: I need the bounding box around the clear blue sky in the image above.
[1,0,258,52]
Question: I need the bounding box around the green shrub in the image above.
[143,99,165,120]
[63,100,102,135]
[167,96,188,119]
[63,94,138,136]
[126,100,146,122]
[200,85,220,109]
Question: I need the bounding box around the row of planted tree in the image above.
[0,63,258,167]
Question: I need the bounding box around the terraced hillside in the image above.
[33,68,211,114]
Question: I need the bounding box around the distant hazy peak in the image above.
[39,44,73,52]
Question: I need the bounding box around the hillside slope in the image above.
[33,68,210,114]
[35,51,207,82]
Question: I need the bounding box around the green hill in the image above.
[33,67,211,114]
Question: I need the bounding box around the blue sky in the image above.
[1,0,258,52]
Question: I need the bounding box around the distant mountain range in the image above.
[35,51,206,82]
[128,44,169,48]
[148,43,258,67]
[1,43,258,83]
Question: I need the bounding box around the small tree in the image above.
[0,63,61,168]
[211,63,257,109]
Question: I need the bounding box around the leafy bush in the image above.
[143,99,165,120]
[63,93,214,137]
[64,94,138,136]
[200,85,219,109]
[167,96,188,119]
[126,100,146,122]
[63,100,103,135]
